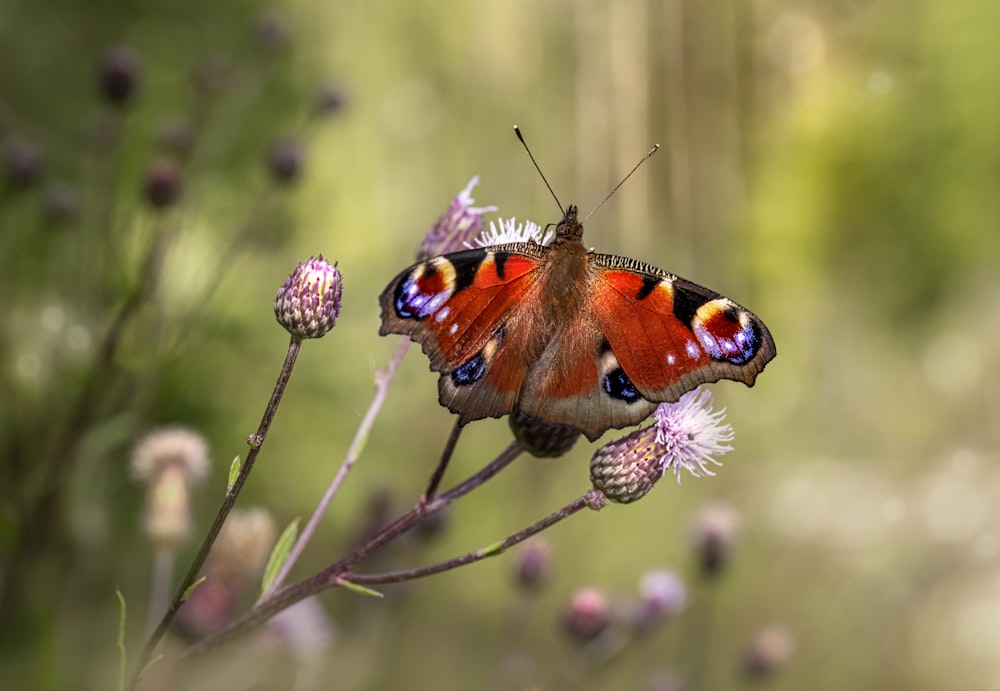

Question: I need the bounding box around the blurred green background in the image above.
[2,0,999,689]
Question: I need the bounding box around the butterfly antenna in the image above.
[581,143,660,223]
[514,125,565,216]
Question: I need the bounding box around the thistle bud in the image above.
[274,255,342,338]
[314,83,347,116]
[590,425,664,504]
[563,588,611,644]
[98,45,140,107]
[417,176,497,259]
[514,539,552,591]
[3,138,43,190]
[690,502,741,579]
[143,157,182,209]
[267,136,304,185]
[509,411,580,458]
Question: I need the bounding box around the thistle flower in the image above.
[417,176,498,259]
[131,427,210,551]
[590,388,734,504]
[633,569,686,631]
[470,216,552,248]
[274,255,342,339]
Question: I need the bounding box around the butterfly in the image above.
[379,205,775,442]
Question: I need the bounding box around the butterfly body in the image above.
[379,206,775,441]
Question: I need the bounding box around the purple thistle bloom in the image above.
[417,176,498,259]
[590,388,734,503]
[654,388,734,482]
[274,255,342,338]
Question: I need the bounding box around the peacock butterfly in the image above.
[378,202,776,442]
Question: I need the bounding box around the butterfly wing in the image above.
[379,243,553,424]
[588,253,776,401]
[515,253,775,442]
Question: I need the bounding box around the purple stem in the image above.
[265,337,410,597]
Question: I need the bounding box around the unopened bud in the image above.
[99,45,140,107]
[563,588,611,643]
[510,411,580,458]
[274,255,342,338]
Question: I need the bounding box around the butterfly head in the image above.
[554,205,584,244]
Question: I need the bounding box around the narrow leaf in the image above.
[227,456,242,491]
[259,518,300,600]
[336,578,384,599]
[182,576,207,602]
[479,540,506,557]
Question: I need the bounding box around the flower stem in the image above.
[348,489,605,586]
[180,440,526,661]
[422,420,462,501]
[130,335,303,688]
[265,337,410,598]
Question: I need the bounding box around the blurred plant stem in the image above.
[131,334,303,687]
[0,209,174,629]
[265,337,412,598]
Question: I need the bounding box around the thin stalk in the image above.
[348,490,603,586]
[180,440,526,660]
[265,337,410,597]
[130,335,303,688]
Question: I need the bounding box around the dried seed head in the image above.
[131,426,210,483]
[274,255,342,339]
[131,426,209,552]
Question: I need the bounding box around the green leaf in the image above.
[182,576,207,602]
[259,518,300,601]
[227,456,242,491]
[336,578,384,599]
[479,540,506,557]
[115,589,126,691]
